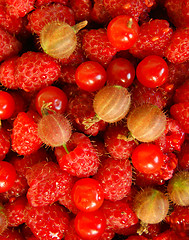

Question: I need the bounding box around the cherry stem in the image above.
[63,143,69,154]
[127,18,133,28]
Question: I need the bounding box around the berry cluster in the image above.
[0,0,188,239]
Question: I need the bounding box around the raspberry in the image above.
[173,80,189,103]
[165,28,189,63]
[178,140,189,170]
[0,227,25,240]
[104,122,137,160]
[152,229,180,240]
[26,161,73,207]
[0,202,8,234]
[26,3,75,35]
[35,0,68,7]
[11,112,42,156]
[0,27,22,62]
[103,0,156,21]
[93,157,132,201]
[5,0,35,18]
[14,51,61,92]
[82,28,117,67]
[0,127,10,161]
[69,0,92,22]
[90,0,111,24]
[59,65,77,84]
[170,102,189,133]
[129,19,173,59]
[55,132,100,177]
[26,203,69,240]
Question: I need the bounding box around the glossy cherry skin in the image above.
[74,209,106,239]
[136,55,169,88]
[0,91,15,120]
[75,61,107,92]
[71,178,104,212]
[35,86,68,116]
[0,161,16,193]
[132,143,164,174]
[107,15,139,50]
[106,58,135,87]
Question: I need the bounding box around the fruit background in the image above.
[0,0,188,239]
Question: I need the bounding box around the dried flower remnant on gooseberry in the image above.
[38,113,72,148]
[127,104,166,142]
[40,20,88,59]
[133,188,169,224]
[93,85,131,123]
[167,171,189,206]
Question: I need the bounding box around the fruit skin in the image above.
[0,27,22,62]
[55,132,100,178]
[11,112,42,156]
[82,28,117,67]
[93,157,132,201]
[26,3,75,35]
[0,202,8,234]
[173,80,189,103]
[26,203,70,240]
[0,91,15,120]
[129,19,173,59]
[165,28,189,63]
[0,127,10,161]
[170,102,189,133]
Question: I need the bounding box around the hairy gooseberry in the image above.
[38,113,72,148]
[133,188,169,224]
[93,85,131,123]
[40,20,88,59]
[127,104,166,142]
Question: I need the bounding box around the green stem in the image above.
[63,143,69,154]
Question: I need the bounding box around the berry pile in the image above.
[0,0,188,239]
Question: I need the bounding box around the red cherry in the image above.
[35,86,68,115]
[75,61,107,92]
[74,209,106,239]
[136,55,169,88]
[71,178,104,212]
[106,58,135,87]
[107,15,139,50]
[0,91,15,120]
[132,143,164,174]
[0,161,16,193]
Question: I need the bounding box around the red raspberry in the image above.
[178,140,189,170]
[0,27,22,62]
[0,127,10,161]
[126,236,148,240]
[82,28,117,67]
[102,199,138,232]
[35,0,68,7]
[131,81,167,110]
[11,112,42,156]
[170,102,189,133]
[26,203,69,240]
[0,56,19,90]
[26,3,75,35]
[14,52,61,92]
[153,229,180,240]
[5,0,35,18]
[155,118,185,153]
[0,227,25,240]
[166,206,189,237]
[5,196,27,227]
[93,157,132,201]
[0,4,23,34]
[69,0,92,21]
[26,161,73,207]
[129,19,173,59]
[90,0,111,25]
[165,28,189,63]
[103,0,156,21]
[104,122,137,160]
[55,132,100,177]
[173,80,189,103]
[67,90,107,136]
[59,65,77,84]
[165,0,189,28]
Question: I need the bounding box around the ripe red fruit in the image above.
[0,161,16,193]
[131,143,164,174]
[71,178,104,212]
[0,91,15,119]
[136,55,169,88]
[75,61,107,92]
[74,209,106,239]
[107,15,139,50]
[35,86,68,116]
